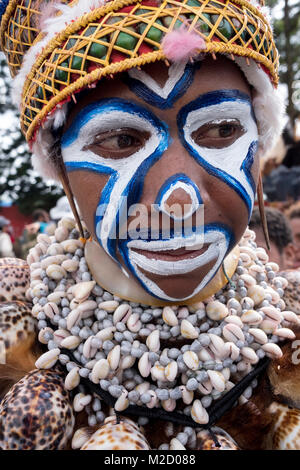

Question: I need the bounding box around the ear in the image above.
[283,243,296,269]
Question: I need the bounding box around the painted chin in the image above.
[139,257,218,300]
[124,232,229,301]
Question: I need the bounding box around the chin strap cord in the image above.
[222,262,236,289]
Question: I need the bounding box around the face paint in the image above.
[119,224,233,301]
[124,61,197,109]
[155,173,203,221]
[177,89,258,216]
[61,98,169,262]
[61,84,254,302]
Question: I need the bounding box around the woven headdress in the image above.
[0,0,285,179]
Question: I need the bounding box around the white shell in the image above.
[114,390,129,412]
[162,306,178,326]
[241,347,259,364]
[113,304,132,324]
[72,428,90,449]
[170,438,186,450]
[96,326,116,341]
[207,370,225,392]
[73,393,92,412]
[191,399,209,424]
[181,319,199,339]
[179,385,194,404]
[35,349,60,369]
[222,323,245,343]
[262,343,283,359]
[91,359,110,383]
[183,351,199,371]
[72,281,96,302]
[248,285,265,305]
[165,361,178,381]
[274,328,295,340]
[248,328,268,344]
[98,300,119,312]
[146,330,160,352]
[206,301,228,321]
[65,367,80,390]
[241,309,262,325]
[107,345,121,370]
[60,335,81,349]
[127,313,142,332]
[138,352,151,378]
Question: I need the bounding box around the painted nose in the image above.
[156,174,202,220]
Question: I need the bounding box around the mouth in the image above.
[132,244,209,262]
[126,232,227,277]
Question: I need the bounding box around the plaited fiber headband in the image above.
[0,0,285,179]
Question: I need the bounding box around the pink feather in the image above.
[162,27,206,62]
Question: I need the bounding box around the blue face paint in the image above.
[62,98,169,265]
[177,89,259,215]
[119,223,235,301]
[154,173,203,222]
[61,86,256,301]
[124,62,198,110]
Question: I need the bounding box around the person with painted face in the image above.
[0,0,299,451]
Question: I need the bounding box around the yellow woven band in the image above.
[5,0,278,143]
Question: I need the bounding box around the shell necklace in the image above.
[27,217,298,434]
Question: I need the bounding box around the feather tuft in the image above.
[162,27,206,62]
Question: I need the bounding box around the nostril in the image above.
[165,188,193,208]
[165,188,193,216]
[155,174,202,221]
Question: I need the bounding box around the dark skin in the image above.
[63,56,260,300]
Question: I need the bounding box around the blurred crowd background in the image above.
[0,0,300,273]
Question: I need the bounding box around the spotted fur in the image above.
[280,269,300,315]
[267,402,300,449]
[0,369,75,450]
[81,416,150,450]
[0,301,36,353]
[0,258,30,302]
[196,427,240,450]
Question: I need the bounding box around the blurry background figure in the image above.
[262,124,300,202]
[249,207,295,271]
[260,134,286,178]
[49,196,74,223]
[285,201,300,269]
[0,216,14,257]
[16,209,50,259]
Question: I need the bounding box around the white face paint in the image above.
[61,69,257,302]
[177,90,259,214]
[126,229,229,301]
[61,99,169,258]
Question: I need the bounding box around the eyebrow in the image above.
[61,98,164,148]
[177,89,254,122]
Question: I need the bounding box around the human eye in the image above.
[83,128,150,159]
[192,119,246,149]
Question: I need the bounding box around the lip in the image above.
[131,245,209,262]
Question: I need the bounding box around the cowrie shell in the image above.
[35,349,60,369]
[191,399,209,424]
